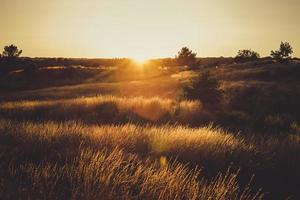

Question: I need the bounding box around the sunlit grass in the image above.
[4,148,263,200]
[0,119,267,199]
[2,117,300,198]
[0,95,201,122]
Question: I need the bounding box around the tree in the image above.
[234,49,260,63]
[271,42,293,62]
[183,71,222,109]
[2,44,22,59]
[176,47,199,69]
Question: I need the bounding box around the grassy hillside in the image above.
[0,59,300,199]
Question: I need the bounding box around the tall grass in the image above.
[0,119,267,199]
[0,95,201,123]
[1,119,300,198]
[2,148,263,200]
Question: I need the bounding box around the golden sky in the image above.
[1,0,299,58]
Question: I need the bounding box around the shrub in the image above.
[271,42,293,62]
[234,49,260,63]
[2,44,22,59]
[183,71,222,110]
[176,47,199,69]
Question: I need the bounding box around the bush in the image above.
[176,47,199,69]
[234,49,260,63]
[183,71,222,110]
[271,42,293,62]
[1,44,22,59]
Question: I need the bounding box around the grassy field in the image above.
[1,59,300,199]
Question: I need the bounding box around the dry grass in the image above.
[1,62,300,199]
[3,149,263,200]
[0,119,268,200]
[0,95,201,123]
[1,118,300,198]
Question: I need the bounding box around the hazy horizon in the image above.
[1,0,300,59]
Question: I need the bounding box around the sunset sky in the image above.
[1,0,299,59]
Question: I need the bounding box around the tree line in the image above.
[0,41,295,66]
[176,42,294,69]
[0,41,296,78]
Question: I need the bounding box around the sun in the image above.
[131,55,150,65]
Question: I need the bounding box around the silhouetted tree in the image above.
[176,47,199,69]
[0,45,37,74]
[234,49,260,63]
[2,44,22,59]
[183,71,222,109]
[271,42,293,62]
